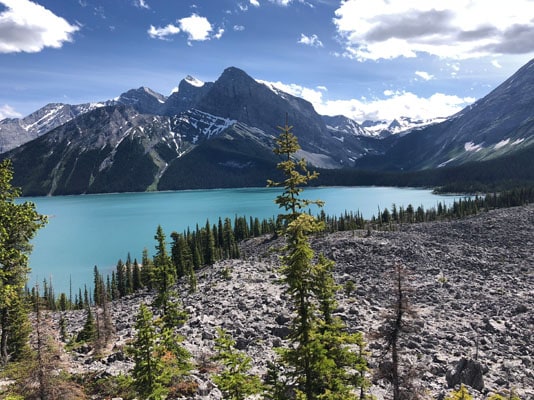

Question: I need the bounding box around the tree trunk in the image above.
[0,308,9,365]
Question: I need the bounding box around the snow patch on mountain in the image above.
[187,109,236,139]
[363,116,446,137]
[494,138,510,149]
[438,157,457,168]
[465,141,483,152]
[22,104,66,131]
[185,75,205,88]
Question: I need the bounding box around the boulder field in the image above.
[60,205,534,399]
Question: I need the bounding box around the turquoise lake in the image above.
[24,187,467,294]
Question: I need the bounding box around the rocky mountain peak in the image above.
[116,87,167,114]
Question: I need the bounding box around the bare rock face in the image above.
[446,357,485,391]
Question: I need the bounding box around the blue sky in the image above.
[1,0,533,122]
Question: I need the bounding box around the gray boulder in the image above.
[446,357,485,391]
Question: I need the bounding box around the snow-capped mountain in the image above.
[355,58,534,171]
[1,67,388,195]
[360,116,446,138]
[1,59,533,195]
[0,102,106,153]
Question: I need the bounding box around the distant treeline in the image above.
[315,144,534,193]
[28,185,534,310]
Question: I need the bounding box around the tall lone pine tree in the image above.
[0,159,47,364]
[267,119,371,400]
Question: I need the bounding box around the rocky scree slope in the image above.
[59,205,533,399]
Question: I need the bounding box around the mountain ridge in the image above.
[0,69,433,154]
[1,59,533,195]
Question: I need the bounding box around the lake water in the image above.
[24,187,466,294]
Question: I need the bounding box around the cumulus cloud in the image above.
[234,25,245,31]
[148,14,221,42]
[0,104,22,120]
[262,80,475,122]
[298,33,323,48]
[178,14,213,41]
[415,71,434,81]
[148,23,180,40]
[333,0,534,60]
[250,0,260,6]
[0,0,79,53]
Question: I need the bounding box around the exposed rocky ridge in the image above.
[56,205,533,399]
[0,102,105,153]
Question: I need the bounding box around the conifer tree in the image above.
[58,292,68,311]
[0,159,47,364]
[132,258,142,291]
[129,302,191,399]
[77,305,96,342]
[267,119,369,399]
[212,327,263,400]
[6,291,31,361]
[116,259,126,298]
[125,253,133,294]
[129,303,168,399]
[141,248,154,290]
[203,220,217,265]
[153,225,176,315]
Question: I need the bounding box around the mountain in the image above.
[0,102,106,153]
[114,86,167,114]
[3,67,391,195]
[161,75,213,116]
[2,59,534,195]
[0,76,211,153]
[355,58,534,171]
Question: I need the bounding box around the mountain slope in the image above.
[5,106,180,195]
[355,58,534,171]
[0,102,105,153]
[196,67,382,168]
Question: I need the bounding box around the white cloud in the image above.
[415,71,434,81]
[492,59,503,68]
[333,0,534,61]
[319,92,476,122]
[148,24,180,40]
[0,0,79,53]
[148,14,221,42]
[233,25,245,31]
[298,33,323,48]
[0,104,22,119]
[250,0,260,6]
[214,28,225,40]
[134,0,149,9]
[178,14,213,41]
[263,80,475,122]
